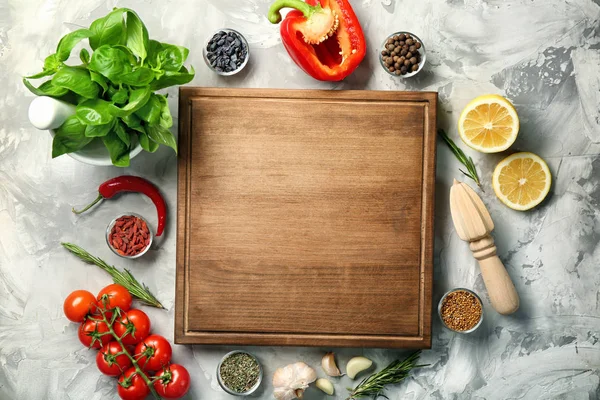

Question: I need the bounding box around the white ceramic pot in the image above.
[30,96,143,167]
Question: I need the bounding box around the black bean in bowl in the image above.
[203,29,249,76]
[380,32,426,78]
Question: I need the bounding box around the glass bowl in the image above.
[106,213,153,259]
[380,31,426,78]
[217,350,263,396]
[438,288,484,334]
[203,28,249,76]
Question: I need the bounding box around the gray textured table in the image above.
[1,0,599,399]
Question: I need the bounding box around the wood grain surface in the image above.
[176,88,436,348]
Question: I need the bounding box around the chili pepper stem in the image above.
[97,306,162,400]
[72,193,104,214]
[268,0,323,23]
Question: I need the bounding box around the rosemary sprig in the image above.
[438,129,484,191]
[62,242,165,309]
[346,351,426,400]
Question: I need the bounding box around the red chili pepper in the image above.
[73,176,167,237]
[268,0,366,81]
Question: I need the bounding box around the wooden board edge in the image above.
[419,92,437,349]
[175,87,192,344]
[174,332,430,349]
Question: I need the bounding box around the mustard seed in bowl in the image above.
[438,288,483,333]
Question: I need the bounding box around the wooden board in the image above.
[176,88,436,348]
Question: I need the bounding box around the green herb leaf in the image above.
[56,29,92,61]
[148,40,188,71]
[76,98,114,125]
[88,45,132,83]
[149,65,195,91]
[109,85,129,104]
[146,124,177,153]
[79,48,91,64]
[120,67,154,86]
[52,115,93,157]
[115,121,131,147]
[89,71,108,93]
[102,130,130,167]
[52,66,99,99]
[23,78,69,97]
[89,8,126,50]
[24,69,56,79]
[61,242,164,309]
[135,93,161,124]
[44,54,61,71]
[138,130,159,153]
[438,129,484,191]
[156,94,173,129]
[85,120,114,137]
[125,10,149,62]
[110,86,151,117]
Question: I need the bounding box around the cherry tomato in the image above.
[63,290,98,322]
[97,284,132,317]
[153,364,191,399]
[118,367,150,400]
[96,341,132,376]
[114,309,151,345]
[78,319,111,349]
[135,334,172,372]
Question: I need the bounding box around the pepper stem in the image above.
[72,193,104,214]
[268,0,323,24]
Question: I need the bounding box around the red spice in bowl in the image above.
[106,214,152,258]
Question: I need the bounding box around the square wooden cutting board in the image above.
[176,88,436,348]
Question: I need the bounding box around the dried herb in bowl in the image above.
[218,352,262,394]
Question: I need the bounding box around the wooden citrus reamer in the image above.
[449,179,519,315]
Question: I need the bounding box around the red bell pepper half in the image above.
[268,0,366,81]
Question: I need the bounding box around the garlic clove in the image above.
[321,352,342,377]
[273,362,317,400]
[346,356,373,379]
[315,378,335,395]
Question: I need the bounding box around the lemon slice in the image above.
[458,94,519,153]
[492,152,551,211]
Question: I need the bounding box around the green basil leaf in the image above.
[102,130,130,167]
[135,93,161,125]
[156,94,172,129]
[139,129,159,153]
[109,86,129,104]
[88,45,132,83]
[120,67,154,86]
[149,65,195,91]
[56,29,92,61]
[76,98,114,125]
[80,48,91,64]
[90,71,108,93]
[121,114,145,133]
[110,86,151,117]
[89,8,126,50]
[146,124,177,153]
[44,54,61,71]
[24,69,56,79]
[115,121,131,147]
[52,66,99,99]
[23,78,69,97]
[85,120,114,137]
[150,41,188,71]
[125,10,149,62]
[52,115,93,157]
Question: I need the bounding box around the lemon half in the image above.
[458,94,519,153]
[492,152,551,211]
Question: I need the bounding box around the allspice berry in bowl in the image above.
[380,31,426,78]
[438,288,483,333]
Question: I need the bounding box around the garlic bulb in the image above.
[321,352,342,377]
[273,362,317,400]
